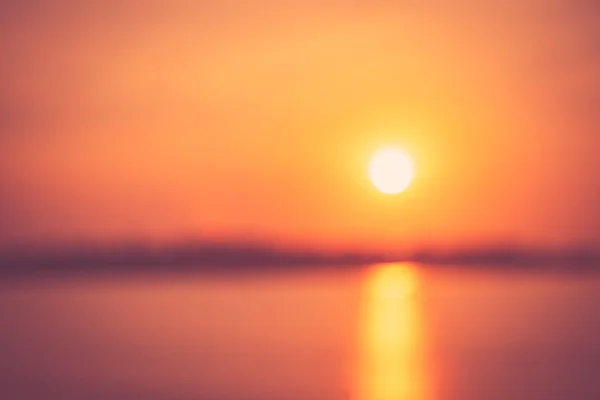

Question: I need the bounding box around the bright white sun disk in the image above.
[369,148,414,194]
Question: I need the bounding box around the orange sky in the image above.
[1,1,599,251]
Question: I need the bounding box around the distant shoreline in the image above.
[0,241,598,277]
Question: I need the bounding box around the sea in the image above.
[0,263,599,400]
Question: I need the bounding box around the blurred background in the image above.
[2,1,599,252]
[1,2,599,400]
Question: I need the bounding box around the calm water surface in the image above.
[1,264,599,400]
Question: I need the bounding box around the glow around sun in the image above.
[369,147,414,194]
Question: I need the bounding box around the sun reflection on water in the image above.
[356,263,429,400]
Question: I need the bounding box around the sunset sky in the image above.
[1,1,599,251]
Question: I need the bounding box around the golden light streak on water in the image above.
[355,263,430,400]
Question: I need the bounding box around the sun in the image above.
[369,148,414,194]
